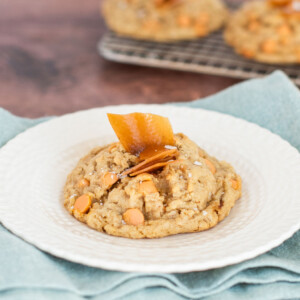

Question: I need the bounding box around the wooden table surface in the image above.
[0,0,241,118]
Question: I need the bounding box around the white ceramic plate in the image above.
[0,105,300,273]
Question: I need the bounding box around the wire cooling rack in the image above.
[98,5,300,86]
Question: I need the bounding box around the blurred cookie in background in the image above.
[225,0,300,64]
[101,0,228,42]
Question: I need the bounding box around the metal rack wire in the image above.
[98,3,300,86]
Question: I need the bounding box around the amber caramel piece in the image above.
[107,113,175,155]
[121,148,179,176]
[139,145,172,160]
[268,0,292,6]
[130,161,175,177]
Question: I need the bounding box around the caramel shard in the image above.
[121,148,179,176]
[107,113,175,155]
[130,161,175,176]
[269,0,291,6]
[139,145,173,160]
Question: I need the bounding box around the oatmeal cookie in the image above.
[64,133,242,239]
[102,0,228,41]
[225,0,300,64]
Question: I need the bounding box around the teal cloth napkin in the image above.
[1,71,300,300]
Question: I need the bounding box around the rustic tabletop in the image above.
[0,0,241,118]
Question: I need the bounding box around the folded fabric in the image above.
[0,71,299,300]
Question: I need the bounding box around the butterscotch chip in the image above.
[261,39,277,54]
[195,24,208,37]
[74,194,92,214]
[230,179,241,190]
[240,48,255,58]
[139,180,158,194]
[77,178,90,188]
[248,20,260,32]
[102,172,119,187]
[123,208,145,226]
[277,24,292,35]
[177,15,192,27]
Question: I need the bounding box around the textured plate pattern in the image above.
[0,105,300,273]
